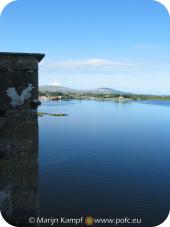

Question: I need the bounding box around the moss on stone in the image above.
[37,112,68,117]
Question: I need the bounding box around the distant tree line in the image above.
[39,91,170,101]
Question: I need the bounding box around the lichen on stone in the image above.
[6,83,34,107]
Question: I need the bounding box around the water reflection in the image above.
[39,100,170,227]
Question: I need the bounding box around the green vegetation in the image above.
[37,112,69,117]
[39,91,170,101]
[39,91,74,100]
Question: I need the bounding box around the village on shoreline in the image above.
[39,91,170,102]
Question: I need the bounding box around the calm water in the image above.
[39,100,170,226]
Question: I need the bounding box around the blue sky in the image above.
[0,0,170,94]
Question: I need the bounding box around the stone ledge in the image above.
[0,52,45,72]
[0,52,45,62]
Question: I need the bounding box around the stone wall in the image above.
[0,52,45,226]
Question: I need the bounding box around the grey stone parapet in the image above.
[0,52,44,226]
[0,52,45,112]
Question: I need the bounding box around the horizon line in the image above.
[39,84,170,96]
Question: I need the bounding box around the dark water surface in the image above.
[39,100,170,226]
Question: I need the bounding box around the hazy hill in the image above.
[88,88,128,95]
[39,85,129,95]
[39,85,79,94]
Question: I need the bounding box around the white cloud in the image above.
[50,81,61,86]
[134,44,159,49]
[40,58,134,74]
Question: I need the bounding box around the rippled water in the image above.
[39,100,170,226]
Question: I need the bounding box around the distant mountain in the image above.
[88,88,128,95]
[39,85,79,94]
[39,85,130,95]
